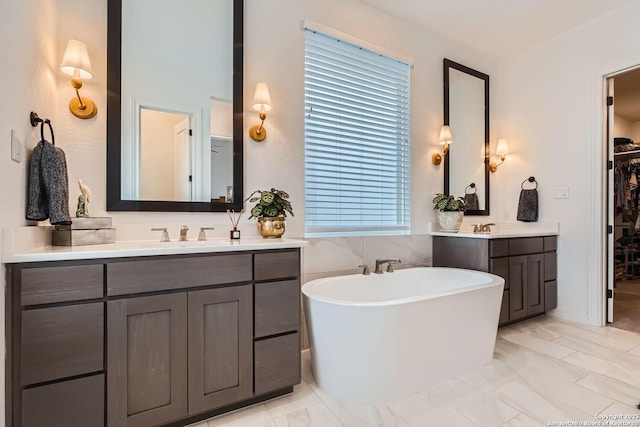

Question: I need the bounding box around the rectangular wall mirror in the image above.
[443,58,490,216]
[107,0,243,212]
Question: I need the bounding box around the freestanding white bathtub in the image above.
[302,267,504,404]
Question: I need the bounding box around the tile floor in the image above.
[190,316,640,426]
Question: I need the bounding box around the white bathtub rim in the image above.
[301,267,504,307]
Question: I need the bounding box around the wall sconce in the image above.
[249,82,271,142]
[60,39,97,119]
[432,125,453,165]
[488,138,509,173]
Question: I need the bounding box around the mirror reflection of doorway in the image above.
[139,109,192,201]
[608,67,640,334]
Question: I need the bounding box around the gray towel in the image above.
[26,140,71,225]
[517,189,538,222]
[464,193,479,211]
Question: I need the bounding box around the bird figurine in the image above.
[76,179,92,217]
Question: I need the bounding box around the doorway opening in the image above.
[607,67,640,334]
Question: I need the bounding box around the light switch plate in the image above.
[11,129,22,162]
[554,186,569,199]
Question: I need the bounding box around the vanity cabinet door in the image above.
[509,255,528,321]
[107,293,188,427]
[187,285,253,415]
[527,254,545,316]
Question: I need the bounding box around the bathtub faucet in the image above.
[374,258,401,274]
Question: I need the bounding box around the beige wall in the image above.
[494,0,640,323]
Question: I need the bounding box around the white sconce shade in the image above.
[252,82,272,112]
[489,138,509,173]
[249,82,271,142]
[496,139,509,156]
[432,125,453,165]
[60,39,94,79]
[438,125,453,146]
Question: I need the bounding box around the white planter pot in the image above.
[437,211,464,232]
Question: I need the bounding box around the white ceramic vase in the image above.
[437,210,464,232]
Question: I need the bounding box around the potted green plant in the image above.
[432,193,465,232]
[246,188,294,238]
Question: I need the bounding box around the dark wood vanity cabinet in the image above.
[433,235,557,326]
[6,248,302,427]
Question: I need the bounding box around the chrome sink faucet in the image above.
[374,258,401,274]
[179,225,189,241]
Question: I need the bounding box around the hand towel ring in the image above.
[40,120,55,145]
[521,176,538,189]
[465,183,477,194]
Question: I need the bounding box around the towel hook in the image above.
[30,111,55,145]
[521,176,538,189]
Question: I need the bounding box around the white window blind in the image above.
[304,29,411,237]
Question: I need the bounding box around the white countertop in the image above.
[2,235,308,263]
[428,222,559,239]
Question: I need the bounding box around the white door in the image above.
[174,117,192,201]
[606,77,615,323]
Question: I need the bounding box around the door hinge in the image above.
[189,129,193,136]
[608,225,613,234]
[607,289,613,298]
[608,160,613,170]
[189,175,192,182]
[607,96,614,106]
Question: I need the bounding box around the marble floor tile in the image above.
[494,338,590,383]
[265,381,322,419]
[598,400,640,418]
[308,379,408,427]
[440,388,520,427]
[272,403,343,427]
[499,413,540,427]
[388,391,478,427]
[492,381,577,424]
[563,351,640,388]
[546,321,640,352]
[628,343,640,356]
[206,404,275,427]
[506,321,563,341]
[576,373,640,408]
[511,365,614,415]
[551,334,625,360]
[500,329,576,359]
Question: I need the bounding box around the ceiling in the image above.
[358,0,635,59]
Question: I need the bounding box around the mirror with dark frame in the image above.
[443,58,490,216]
[107,0,243,212]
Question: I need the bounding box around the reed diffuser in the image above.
[227,209,243,239]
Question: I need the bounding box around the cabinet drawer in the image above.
[107,253,252,295]
[489,240,509,257]
[255,279,300,338]
[509,237,543,255]
[21,264,103,306]
[544,236,557,252]
[254,250,300,281]
[255,333,300,395]
[22,302,104,385]
[22,374,104,427]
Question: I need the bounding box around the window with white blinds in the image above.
[304,29,411,237]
